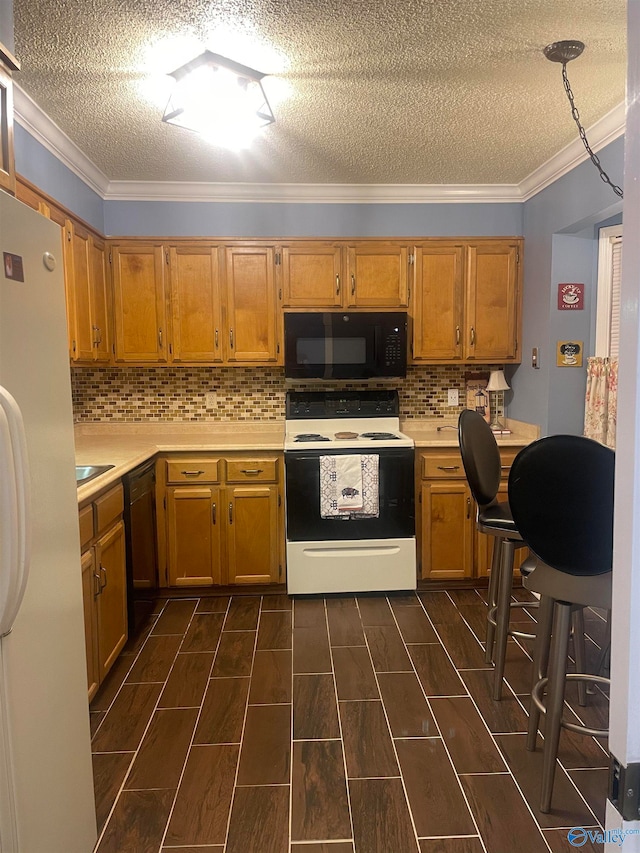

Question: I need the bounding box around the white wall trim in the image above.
[519,102,626,202]
[13,84,625,205]
[13,85,110,197]
[595,224,624,357]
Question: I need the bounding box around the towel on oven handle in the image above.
[319,454,379,518]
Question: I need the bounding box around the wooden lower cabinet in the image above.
[79,483,127,700]
[158,453,284,587]
[418,446,522,581]
[166,486,222,586]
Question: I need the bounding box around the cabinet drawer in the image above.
[94,484,124,533]
[226,458,279,483]
[78,504,94,550]
[166,459,220,484]
[422,453,465,479]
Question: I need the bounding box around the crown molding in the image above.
[102,181,522,203]
[519,102,625,201]
[13,84,110,197]
[13,85,625,204]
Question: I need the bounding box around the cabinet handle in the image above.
[455,325,460,346]
[158,328,163,348]
[470,327,475,346]
[351,274,356,296]
[466,497,471,519]
[229,502,233,524]
[215,329,219,348]
[181,469,205,476]
[230,328,234,349]
[335,274,340,295]
[93,571,102,597]
[96,327,102,345]
[500,465,510,471]
[99,565,107,589]
[437,465,460,471]
[212,503,217,524]
[240,468,263,475]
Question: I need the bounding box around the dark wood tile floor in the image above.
[90,589,609,853]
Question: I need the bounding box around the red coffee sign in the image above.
[558,283,584,310]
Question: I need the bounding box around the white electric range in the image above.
[284,389,417,594]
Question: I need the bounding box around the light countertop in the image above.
[75,417,539,503]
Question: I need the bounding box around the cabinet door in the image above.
[226,485,279,584]
[89,235,111,362]
[345,243,408,307]
[412,245,464,361]
[64,220,94,362]
[420,481,474,580]
[81,549,100,701]
[465,242,520,361]
[224,246,278,362]
[94,520,127,682]
[112,244,168,362]
[166,486,221,586]
[170,245,223,362]
[279,244,343,307]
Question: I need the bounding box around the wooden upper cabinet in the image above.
[112,244,168,362]
[224,245,278,363]
[0,46,19,195]
[64,220,93,361]
[465,242,520,361]
[345,243,409,307]
[279,244,343,308]
[89,235,110,362]
[169,244,223,362]
[412,244,464,361]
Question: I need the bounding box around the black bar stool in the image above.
[458,410,531,700]
[508,435,614,813]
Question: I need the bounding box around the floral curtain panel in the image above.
[584,357,618,448]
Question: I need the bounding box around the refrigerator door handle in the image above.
[0,386,32,638]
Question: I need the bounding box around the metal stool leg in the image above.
[485,535,503,664]
[572,608,587,707]
[492,539,515,701]
[540,601,572,813]
[527,594,554,751]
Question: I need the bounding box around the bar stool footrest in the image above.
[530,674,610,739]
[487,600,537,643]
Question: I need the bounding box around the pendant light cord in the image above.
[561,63,624,198]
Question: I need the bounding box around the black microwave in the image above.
[284,311,408,380]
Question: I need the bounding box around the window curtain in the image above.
[584,357,618,448]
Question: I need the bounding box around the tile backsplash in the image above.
[71,365,494,423]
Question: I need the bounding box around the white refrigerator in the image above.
[0,191,97,853]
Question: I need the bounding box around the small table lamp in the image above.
[486,369,510,432]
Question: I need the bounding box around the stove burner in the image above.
[294,433,330,442]
[360,432,400,440]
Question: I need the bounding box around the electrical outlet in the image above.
[447,389,459,406]
[205,392,217,408]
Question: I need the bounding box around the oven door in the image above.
[285,447,415,541]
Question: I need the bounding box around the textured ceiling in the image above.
[12,0,626,186]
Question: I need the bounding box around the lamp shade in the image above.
[486,369,510,392]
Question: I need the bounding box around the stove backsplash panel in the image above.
[71,365,494,423]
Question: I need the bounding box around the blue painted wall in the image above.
[509,136,624,435]
[102,199,523,239]
[14,125,105,233]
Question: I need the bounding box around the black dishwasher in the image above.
[123,460,158,634]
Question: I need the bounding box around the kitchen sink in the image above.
[75,464,115,486]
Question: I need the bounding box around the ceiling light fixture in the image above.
[162,50,275,147]
[544,40,623,199]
